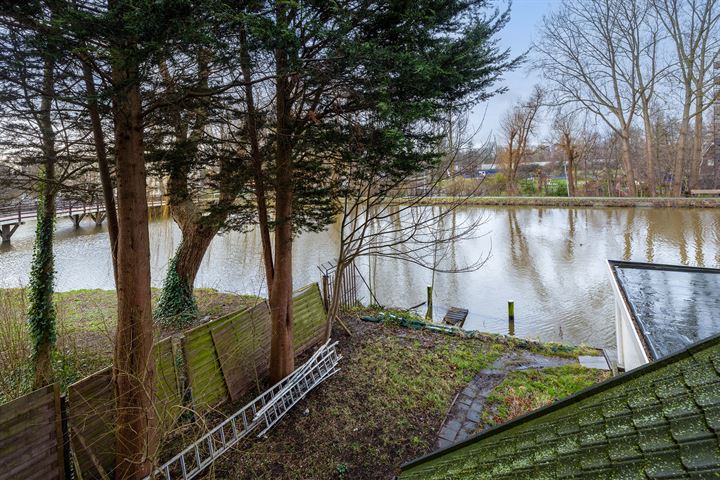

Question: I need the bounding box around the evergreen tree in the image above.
[224,0,518,380]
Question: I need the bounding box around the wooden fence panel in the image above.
[211,302,271,402]
[154,337,183,431]
[183,317,230,411]
[68,367,115,480]
[0,384,64,480]
[68,342,183,479]
[293,283,328,356]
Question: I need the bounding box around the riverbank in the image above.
[401,195,720,208]
[0,289,611,478]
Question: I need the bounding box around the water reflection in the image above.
[0,206,718,350]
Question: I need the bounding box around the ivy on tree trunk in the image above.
[155,240,200,328]
[29,52,58,390]
[28,179,56,389]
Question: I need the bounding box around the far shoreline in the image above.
[395,195,720,209]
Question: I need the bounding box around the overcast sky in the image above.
[470,0,560,146]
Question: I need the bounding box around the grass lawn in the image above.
[0,288,259,402]
[480,364,611,430]
[203,314,606,480]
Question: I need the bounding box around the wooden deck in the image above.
[0,195,166,242]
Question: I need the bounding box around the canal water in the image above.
[1,206,719,350]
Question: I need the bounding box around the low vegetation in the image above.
[207,311,606,479]
[480,364,611,430]
[0,290,609,477]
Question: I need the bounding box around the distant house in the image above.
[397,261,720,478]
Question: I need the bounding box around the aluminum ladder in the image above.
[147,339,341,480]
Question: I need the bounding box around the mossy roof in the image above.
[398,333,720,479]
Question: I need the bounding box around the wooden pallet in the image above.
[442,307,468,328]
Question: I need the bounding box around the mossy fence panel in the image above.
[185,283,327,408]
[154,337,184,431]
[183,316,230,411]
[67,341,184,479]
[0,384,65,480]
[292,283,328,356]
[211,301,271,402]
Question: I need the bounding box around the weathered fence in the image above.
[183,283,328,410]
[0,282,330,480]
[68,338,186,479]
[0,384,65,480]
[318,260,360,310]
[210,302,271,403]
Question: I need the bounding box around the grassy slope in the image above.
[211,316,603,480]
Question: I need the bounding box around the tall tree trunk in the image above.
[29,54,57,389]
[672,102,690,197]
[156,50,239,327]
[567,154,576,197]
[642,115,657,197]
[111,46,156,480]
[82,59,119,281]
[240,27,274,293]
[560,132,577,197]
[173,223,217,288]
[620,134,638,196]
[690,94,704,190]
[269,13,295,382]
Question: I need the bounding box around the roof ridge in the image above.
[400,331,720,472]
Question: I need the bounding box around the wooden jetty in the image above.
[442,307,468,328]
[0,195,166,243]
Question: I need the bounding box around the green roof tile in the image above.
[578,406,605,427]
[601,402,631,419]
[637,426,675,453]
[398,333,720,480]
[655,376,690,399]
[669,415,715,443]
[644,450,686,478]
[693,383,720,408]
[607,435,642,462]
[704,406,720,432]
[662,395,701,418]
[605,415,636,439]
[579,423,607,447]
[579,445,611,470]
[627,389,661,410]
[682,364,720,387]
[680,440,720,471]
[633,406,668,429]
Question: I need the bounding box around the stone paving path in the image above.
[435,352,582,449]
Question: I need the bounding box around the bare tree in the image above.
[652,0,720,194]
[623,0,667,196]
[499,85,544,193]
[536,0,653,196]
[553,110,597,197]
[324,110,491,333]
